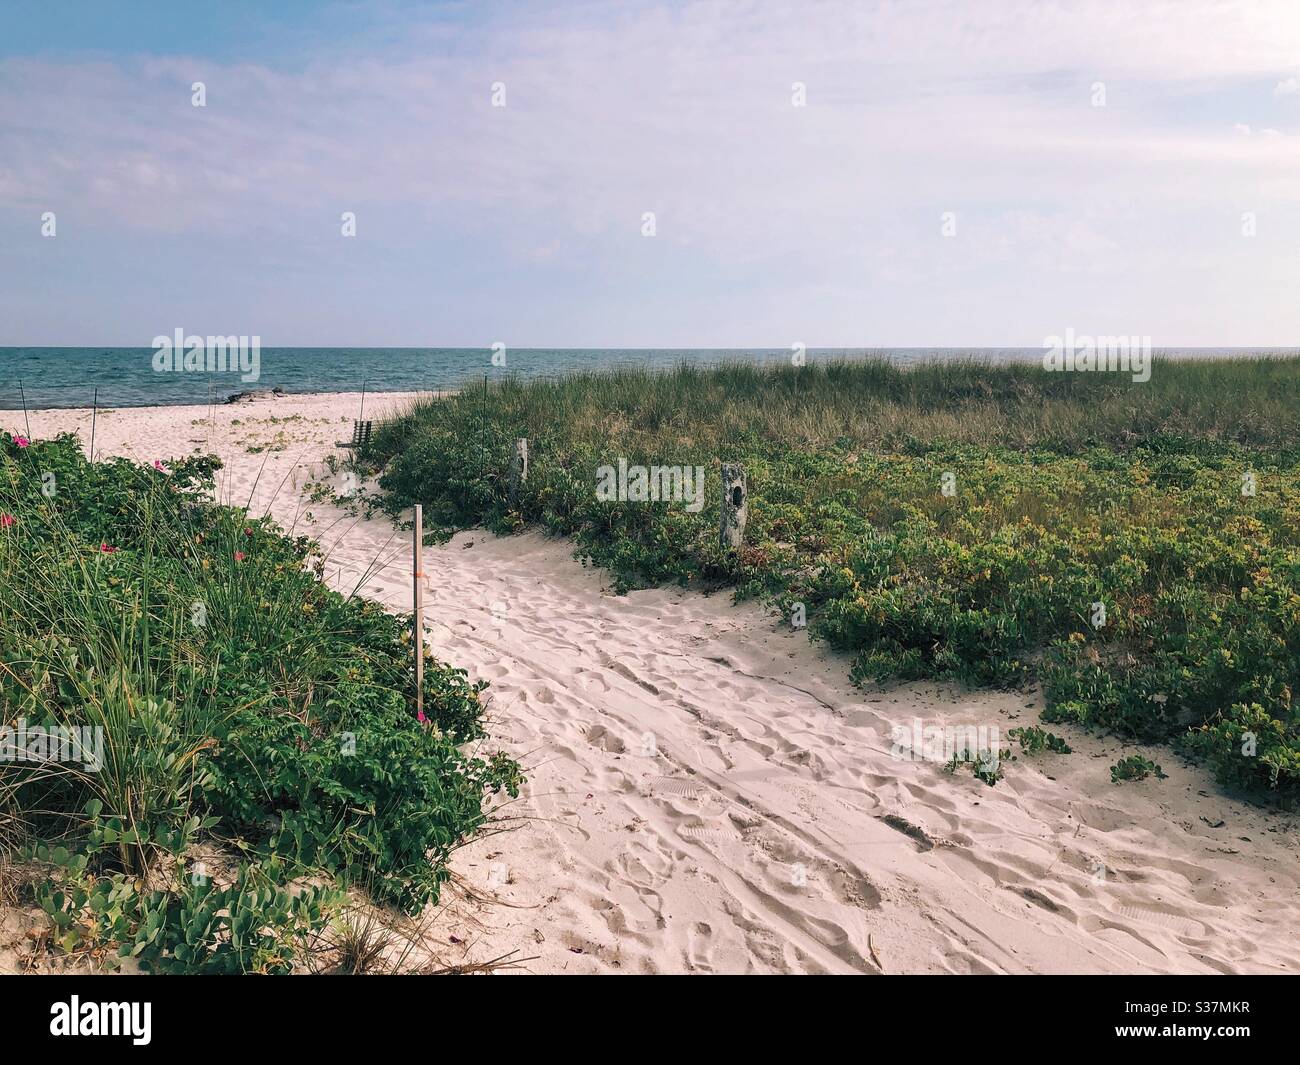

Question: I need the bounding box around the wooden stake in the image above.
[413,504,424,721]
[90,387,98,462]
[509,438,528,503]
[480,374,488,484]
[18,381,31,439]
[720,462,747,549]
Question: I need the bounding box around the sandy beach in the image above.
[4,391,1297,975]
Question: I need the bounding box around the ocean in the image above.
[2,347,1296,410]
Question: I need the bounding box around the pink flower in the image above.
[13,436,30,448]
[417,709,427,723]
[0,513,15,528]
[153,460,165,471]
[243,527,253,537]
[233,551,246,562]
[100,543,117,553]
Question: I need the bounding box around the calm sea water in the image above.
[1,347,1295,410]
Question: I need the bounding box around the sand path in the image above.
[8,392,1298,974]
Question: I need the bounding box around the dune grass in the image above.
[367,356,1300,797]
[0,431,520,972]
[373,355,1300,457]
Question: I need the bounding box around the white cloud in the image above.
[1234,123,1285,138]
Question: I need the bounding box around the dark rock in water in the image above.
[224,388,285,404]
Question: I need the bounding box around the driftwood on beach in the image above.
[224,388,285,404]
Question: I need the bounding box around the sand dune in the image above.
[8,392,1298,974]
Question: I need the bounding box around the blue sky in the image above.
[2,0,1299,346]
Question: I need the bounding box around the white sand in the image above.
[5,391,1298,974]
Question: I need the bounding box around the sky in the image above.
[2,0,1299,347]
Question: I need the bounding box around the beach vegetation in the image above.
[1110,754,1167,784]
[366,356,1300,797]
[0,431,520,971]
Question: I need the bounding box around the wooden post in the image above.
[90,387,98,462]
[413,504,424,720]
[720,462,747,549]
[509,438,528,503]
[18,381,31,440]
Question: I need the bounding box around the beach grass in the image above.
[373,354,1300,456]
[367,355,1300,796]
[0,431,520,972]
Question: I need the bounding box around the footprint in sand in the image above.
[685,921,715,971]
[646,775,711,801]
[677,819,746,844]
[586,725,626,754]
[1109,904,1208,939]
[576,670,611,693]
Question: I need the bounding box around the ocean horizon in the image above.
[4,346,1298,410]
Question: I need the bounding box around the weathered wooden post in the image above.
[509,438,529,504]
[413,504,424,720]
[720,462,747,549]
[18,380,31,440]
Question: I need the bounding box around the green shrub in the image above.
[1110,755,1167,784]
[1183,703,1300,793]
[1,432,521,967]
[33,801,341,973]
[1009,725,1072,755]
